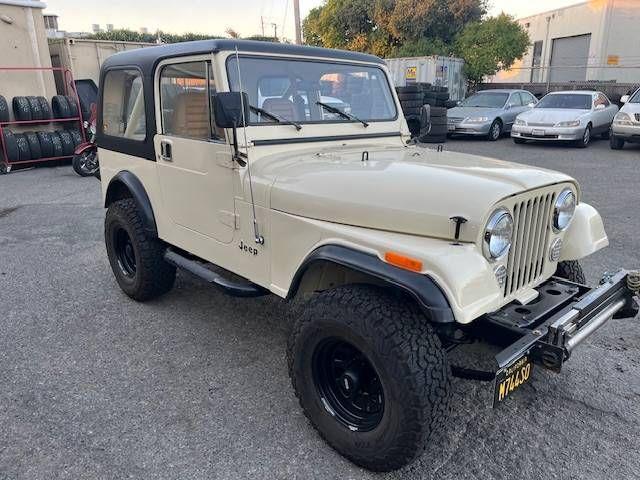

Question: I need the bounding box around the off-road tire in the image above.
[105,198,176,301]
[12,96,32,121]
[67,128,83,147]
[52,95,71,118]
[429,106,447,118]
[49,131,64,157]
[65,95,79,117]
[400,99,424,109]
[24,131,42,159]
[0,95,10,122]
[555,260,586,284]
[26,96,43,122]
[37,96,52,121]
[396,85,422,95]
[58,130,75,156]
[14,133,32,161]
[610,134,624,150]
[397,92,423,102]
[36,131,54,158]
[287,285,451,472]
[2,130,19,162]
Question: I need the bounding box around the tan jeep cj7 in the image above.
[96,40,639,472]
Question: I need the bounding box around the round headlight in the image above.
[553,189,576,231]
[483,208,513,260]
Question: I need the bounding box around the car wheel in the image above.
[488,119,502,141]
[555,261,586,284]
[575,125,591,148]
[610,134,625,150]
[72,150,98,177]
[601,129,610,140]
[105,198,176,301]
[288,284,451,472]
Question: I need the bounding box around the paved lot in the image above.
[1,137,639,479]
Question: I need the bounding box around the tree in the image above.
[86,28,224,44]
[454,13,529,86]
[303,0,486,57]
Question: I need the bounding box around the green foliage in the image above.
[86,29,224,44]
[303,0,486,57]
[454,13,530,86]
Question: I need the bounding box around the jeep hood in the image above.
[258,145,574,242]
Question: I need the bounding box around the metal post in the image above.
[293,0,302,44]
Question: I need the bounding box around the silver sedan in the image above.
[511,90,619,148]
[447,89,537,141]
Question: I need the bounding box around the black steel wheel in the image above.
[105,199,176,301]
[312,338,384,432]
[288,284,451,472]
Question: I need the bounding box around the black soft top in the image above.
[98,40,385,160]
[102,39,384,75]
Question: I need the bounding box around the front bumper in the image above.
[489,269,638,373]
[447,121,492,136]
[511,124,583,141]
[611,123,640,142]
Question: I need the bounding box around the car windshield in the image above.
[536,94,592,110]
[459,92,509,108]
[226,56,397,125]
[629,89,640,103]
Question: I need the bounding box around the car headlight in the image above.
[555,120,580,127]
[614,112,633,125]
[483,208,513,260]
[514,118,527,126]
[465,116,490,123]
[553,189,576,232]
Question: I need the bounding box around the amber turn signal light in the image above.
[384,252,423,272]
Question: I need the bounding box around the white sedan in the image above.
[511,90,618,148]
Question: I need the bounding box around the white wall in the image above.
[491,0,640,84]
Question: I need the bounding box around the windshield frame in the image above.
[628,88,640,104]
[459,91,510,109]
[225,54,399,126]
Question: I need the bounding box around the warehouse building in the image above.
[492,0,640,84]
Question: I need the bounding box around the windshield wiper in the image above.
[316,101,369,127]
[249,105,302,130]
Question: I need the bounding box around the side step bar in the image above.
[164,249,268,298]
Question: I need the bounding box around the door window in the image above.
[595,93,610,108]
[102,69,146,140]
[159,61,223,140]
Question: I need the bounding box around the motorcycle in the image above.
[72,103,99,179]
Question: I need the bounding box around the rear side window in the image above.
[102,69,146,140]
[159,61,222,140]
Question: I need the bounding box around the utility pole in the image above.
[293,0,302,44]
[271,22,277,41]
[260,16,265,37]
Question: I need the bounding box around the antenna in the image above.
[234,46,264,246]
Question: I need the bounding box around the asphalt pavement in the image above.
[1,136,639,479]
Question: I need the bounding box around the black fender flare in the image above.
[104,170,157,237]
[287,244,455,323]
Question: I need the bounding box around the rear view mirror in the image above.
[620,95,630,104]
[212,92,250,128]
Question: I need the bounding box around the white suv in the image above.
[610,88,640,149]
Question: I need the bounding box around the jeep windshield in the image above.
[226,56,397,125]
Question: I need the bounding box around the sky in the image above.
[45,0,588,40]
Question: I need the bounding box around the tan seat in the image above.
[261,97,298,121]
[171,91,210,138]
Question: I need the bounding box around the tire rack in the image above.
[0,66,86,173]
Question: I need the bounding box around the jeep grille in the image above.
[504,192,556,296]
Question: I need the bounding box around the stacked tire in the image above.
[418,106,448,144]
[1,128,83,164]
[396,83,450,144]
[396,84,425,137]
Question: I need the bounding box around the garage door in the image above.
[549,34,591,83]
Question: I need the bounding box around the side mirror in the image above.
[620,95,630,104]
[595,103,606,110]
[212,92,250,128]
[527,102,536,108]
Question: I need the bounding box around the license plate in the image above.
[532,129,545,136]
[493,354,533,407]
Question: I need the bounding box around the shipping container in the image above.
[385,56,467,101]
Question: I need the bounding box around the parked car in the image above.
[511,90,618,148]
[610,87,640,150]
[447,89,537,141]
[96,40,639,473]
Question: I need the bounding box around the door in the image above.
[593,93,614,132]
[549,34,591,83]
[503,93,525,131]
[154,58,236,244]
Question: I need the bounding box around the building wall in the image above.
[48,38,156,85]
[0,0,56,98]
[491,0,640,84]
